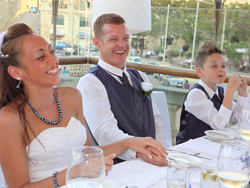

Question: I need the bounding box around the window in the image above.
[80,1,85,9]
[79,17,85,27]
[52,15,64,26]
[60,1,64,6]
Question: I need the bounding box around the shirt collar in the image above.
[98,58,128,77]
[199,79,220,98]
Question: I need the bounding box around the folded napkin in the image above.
[106,158,167,188]
[171,137,222,159]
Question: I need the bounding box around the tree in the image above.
[223,42,248,69]
[149,0,250,49]
[167,49,180,64]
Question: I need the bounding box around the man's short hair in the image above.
[195,42,224,68]
[93,13,126,40]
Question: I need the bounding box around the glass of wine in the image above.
[217,140,250,188]
[66,146,105,188]
[238,109,250,141]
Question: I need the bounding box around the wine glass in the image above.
[217,140,250,188]
[66,146,105,188]
[238,109,250,141]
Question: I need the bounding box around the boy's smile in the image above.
[197,53,226,91]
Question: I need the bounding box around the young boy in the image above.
[176,42,249,144]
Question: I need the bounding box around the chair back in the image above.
[84,118,98,146]
[0,166,4,188]
[151,91,172,146]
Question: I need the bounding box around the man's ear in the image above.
[7,66,23,80]
[93,37,101,50]
[196,67,203,78]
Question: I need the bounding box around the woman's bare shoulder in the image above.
[54,86,81,99]
[0,103,22,134]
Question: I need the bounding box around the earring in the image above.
[16,77,21,89]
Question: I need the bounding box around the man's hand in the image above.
[126,137,168,163]
[136,146,168,166]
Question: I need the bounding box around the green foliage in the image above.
[166,49,180,64]
[184,50,192,59]
[223,42,249,63]
[154,46,164,55]
[149,0,250,50]
[167,49,180,58]
[184,47,199,59]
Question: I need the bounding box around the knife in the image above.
[166,148,212,160]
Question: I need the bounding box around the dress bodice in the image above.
[26,117,87,183]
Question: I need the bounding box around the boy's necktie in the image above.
[212,94,222,111]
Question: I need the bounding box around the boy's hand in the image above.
[227,75,242,94]
[236,75,248,97]
[223,75,243,110]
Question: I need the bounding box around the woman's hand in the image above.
[126,137,168,164]
[136,146,168,166]
[104,153,116,175]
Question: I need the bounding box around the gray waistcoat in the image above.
[89,65,155,138]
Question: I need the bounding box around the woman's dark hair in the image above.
[0,23,35,147]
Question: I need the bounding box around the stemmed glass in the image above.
[66,146,105,188]
[217,140,250,188]
[238,109,250,141]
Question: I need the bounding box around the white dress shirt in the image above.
[184,79,250,130]
[77,59,169,160]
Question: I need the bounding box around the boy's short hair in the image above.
[195,42,224,68]
[93,13,126,40]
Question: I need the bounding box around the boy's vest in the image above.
[89,65,156,139]
[176,83,224,144]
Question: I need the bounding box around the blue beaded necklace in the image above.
[26,91,63,125]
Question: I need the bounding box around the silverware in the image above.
[168,157,201,169]
[165,148,212,160]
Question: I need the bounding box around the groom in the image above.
[77,13,169,166]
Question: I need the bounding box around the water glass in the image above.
[217,140,250,188]
[238,109,250,141]
[66,146,105,188]
[200,161,220,188]
[167,160,187,188]
[186,163,202,188]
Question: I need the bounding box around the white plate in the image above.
[167,153,202,165]
[204,130,239,140]
[62,179,126,188]
[104,179,126,188]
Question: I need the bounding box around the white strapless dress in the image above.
[4,117,87,187]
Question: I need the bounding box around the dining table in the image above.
[105,125,241,188]
[0,124,244,188]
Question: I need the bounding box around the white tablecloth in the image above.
[107,136,223,188]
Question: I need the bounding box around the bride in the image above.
[0,23,167,188]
